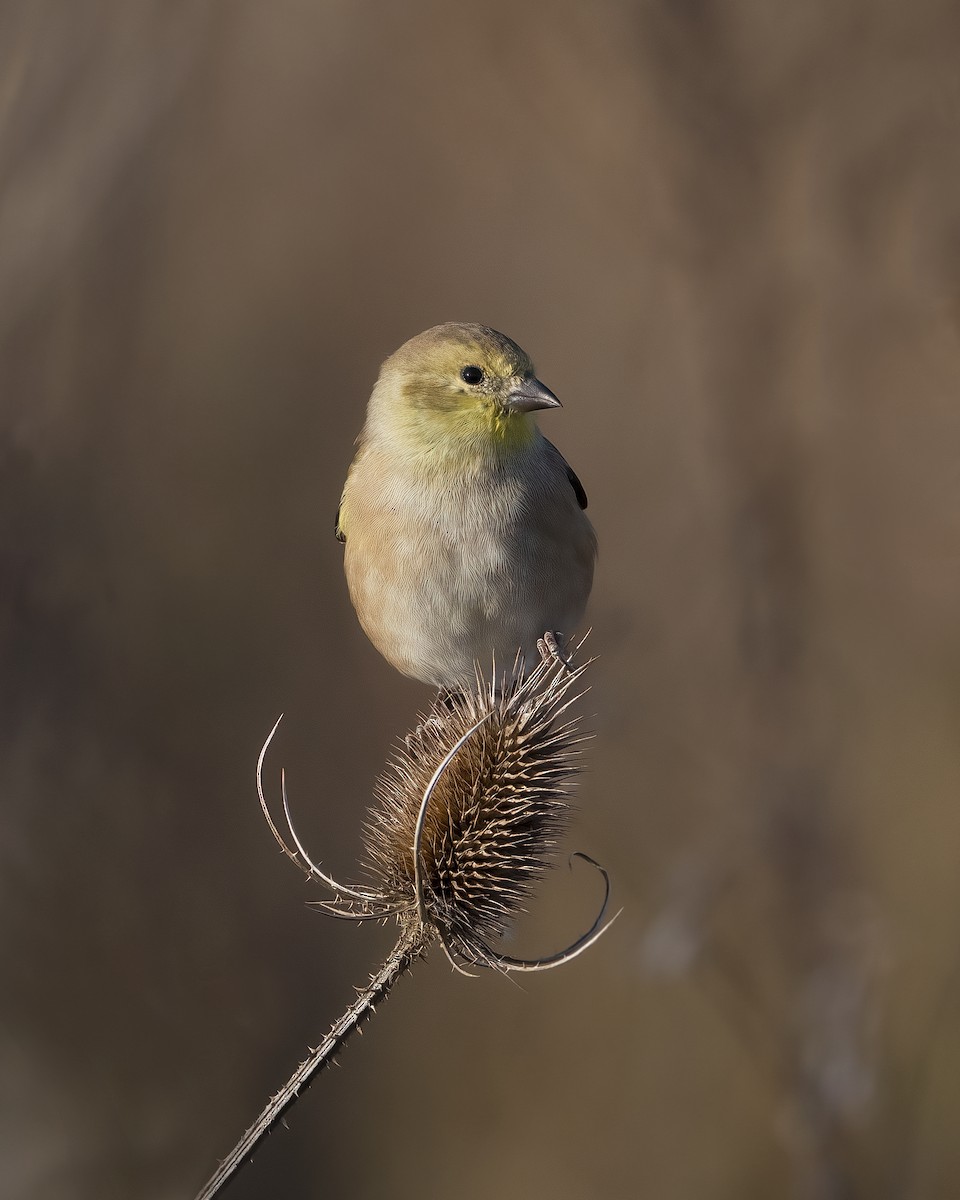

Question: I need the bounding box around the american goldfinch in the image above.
[336,323,596,688]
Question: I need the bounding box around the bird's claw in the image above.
[537,631,573,674]
[405,713,446,752]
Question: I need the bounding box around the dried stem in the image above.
[193,640,613,1199]
[193,926,423,1200]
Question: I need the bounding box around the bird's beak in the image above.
[504,378,562,414]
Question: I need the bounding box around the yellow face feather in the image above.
[409,397,538,451]
[366,323,553,463]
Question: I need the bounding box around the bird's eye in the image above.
[460,365,484,386]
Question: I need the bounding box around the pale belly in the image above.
[344,499,594,688]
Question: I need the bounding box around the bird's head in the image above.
[367,323,561,455]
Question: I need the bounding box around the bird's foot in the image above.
[404,689,462,751]
[405,722,436,752]
[436,687,462,712]
[537,631,573,674]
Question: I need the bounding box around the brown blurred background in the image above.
[2,2,960,1198]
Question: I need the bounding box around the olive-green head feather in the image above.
[365,323,561,453]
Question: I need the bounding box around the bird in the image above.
[336,323,596,689]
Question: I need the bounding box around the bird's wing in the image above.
[335,498,346,543]
[544,438,588,510]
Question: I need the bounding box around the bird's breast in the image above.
[342,442,594,685]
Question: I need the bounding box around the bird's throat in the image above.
[397,404,537,469]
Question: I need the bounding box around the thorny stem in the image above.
[193,925,424,1200]
[194,642,613,1197]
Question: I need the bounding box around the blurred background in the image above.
[2,2,959,1198]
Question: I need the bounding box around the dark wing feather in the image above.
[544,438,588,510]
[335,503,346,543]
[565,463,588,510]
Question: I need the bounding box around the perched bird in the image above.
[336,323,596,689]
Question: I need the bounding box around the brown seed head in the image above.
[363,656,588,960]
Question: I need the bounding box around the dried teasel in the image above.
[194,643,615,1200]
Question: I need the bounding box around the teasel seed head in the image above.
[257,638,614,973]
[363,652,588,961]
